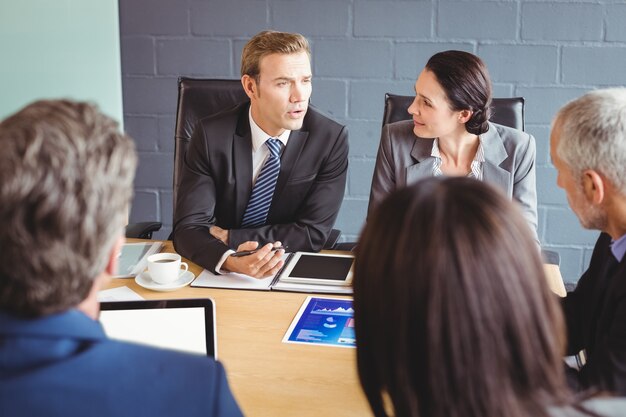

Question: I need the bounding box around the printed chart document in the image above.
[191,252,353,294]
[283,296,355,348]
[115,242,163,278]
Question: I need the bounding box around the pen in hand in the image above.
[230,246,288,258]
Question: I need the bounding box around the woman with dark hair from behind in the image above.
[369,50,538,242]
[354,177,626,417]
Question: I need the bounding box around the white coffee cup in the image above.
[147,253,188,285]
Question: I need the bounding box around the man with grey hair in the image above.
[551,88,626,395]
[0,100,243,416]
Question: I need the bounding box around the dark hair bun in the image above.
[465,107,491,135]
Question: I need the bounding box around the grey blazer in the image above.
[369,120,538,242]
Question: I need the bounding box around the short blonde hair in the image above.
[241,30,310,80]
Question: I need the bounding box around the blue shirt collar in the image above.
[611,233,626,263]
[0,308,106,341]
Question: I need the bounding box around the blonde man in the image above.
[174,31,349,278]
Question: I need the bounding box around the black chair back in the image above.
[382,93,525,131]
[173,78,248,206]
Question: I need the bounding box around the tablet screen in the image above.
[99,299,216,357]
[289,254,354,281]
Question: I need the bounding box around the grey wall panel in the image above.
[120,0,626,283]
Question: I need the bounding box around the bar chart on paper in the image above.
[283,297,355,348]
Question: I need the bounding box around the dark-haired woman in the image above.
[369,50,538,241]
[354,177,626,417]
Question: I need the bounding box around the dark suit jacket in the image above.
[173,103,349,271]
[0,309,243,417]
[562,232,626,395]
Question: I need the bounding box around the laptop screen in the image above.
[99,298,216,358]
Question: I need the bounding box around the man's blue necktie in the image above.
[241,138,282,228]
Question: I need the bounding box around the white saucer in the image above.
[135,270,195,292]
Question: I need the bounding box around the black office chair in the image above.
[173,78,248,210]
[125,221,163,239]
[383,94,525,129]
[172,77,341,249]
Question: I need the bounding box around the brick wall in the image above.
[119,0,626,284]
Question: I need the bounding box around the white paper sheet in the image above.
[191,269,275,290]
[272,280,352,294]
[97,286,145,302]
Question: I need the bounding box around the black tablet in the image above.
[99,298,217,358]
[279,252,354,286]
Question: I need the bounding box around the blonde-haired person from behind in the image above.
[353,177,626,417]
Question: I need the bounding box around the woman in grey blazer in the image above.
[369,50,538,241]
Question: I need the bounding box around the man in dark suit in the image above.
[551,88,626,395]
[173,30,348,278]
[0,100,243,417]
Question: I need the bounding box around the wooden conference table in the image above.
[104,240,566,417]
[104,240,371,417]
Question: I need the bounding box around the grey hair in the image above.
[554,88,626,195]
[0,100,137,317]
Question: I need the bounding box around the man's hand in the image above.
[223,241,285,279]
[210,225,229,245]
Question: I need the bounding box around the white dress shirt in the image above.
[431,136,485,180]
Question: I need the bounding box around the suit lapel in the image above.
[274,129,308,199]
[406,138,435,184]
[590,249,626,348]
[481,124,511,194]
[234,110,253,225]
[579,234,610,347]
